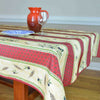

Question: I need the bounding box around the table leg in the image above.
[13,80,28,100]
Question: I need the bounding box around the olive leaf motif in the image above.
[24,66,30,70]
[58,47,64,52]
[44,75,46,85]
[2,67,8,70]
[50,92,56,100]
[48,79,52,86]
[75,56,78,60]
[14,65,22,70]
[29,70,34,77]
[24,42,29,44]
[12,70,18,74]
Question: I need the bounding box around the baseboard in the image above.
[87,62,100,71]
[0,15,100,25]
[48,16,100,25]
[0,15,26,23]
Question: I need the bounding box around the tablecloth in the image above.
[0,25,100,100]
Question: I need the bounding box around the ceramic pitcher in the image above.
[27,7,49,33]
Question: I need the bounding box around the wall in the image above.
[0,0,100,25]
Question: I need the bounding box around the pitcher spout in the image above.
[28,7,35,13]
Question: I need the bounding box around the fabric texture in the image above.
[0,25,100,100]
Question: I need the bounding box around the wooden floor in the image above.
[65,69,100,100]
[0,83,13,100]
[0,69,100,100]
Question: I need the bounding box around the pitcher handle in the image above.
[41,10,49,19]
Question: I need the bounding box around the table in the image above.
[0,25,100,100]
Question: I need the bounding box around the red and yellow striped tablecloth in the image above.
[0,25,100,100]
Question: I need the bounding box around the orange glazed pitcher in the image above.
[27,7,49,33]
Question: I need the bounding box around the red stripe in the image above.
[0,44,62,80]
[97,40,100,57]
[61,43,74,86]
[0,40,74,86]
